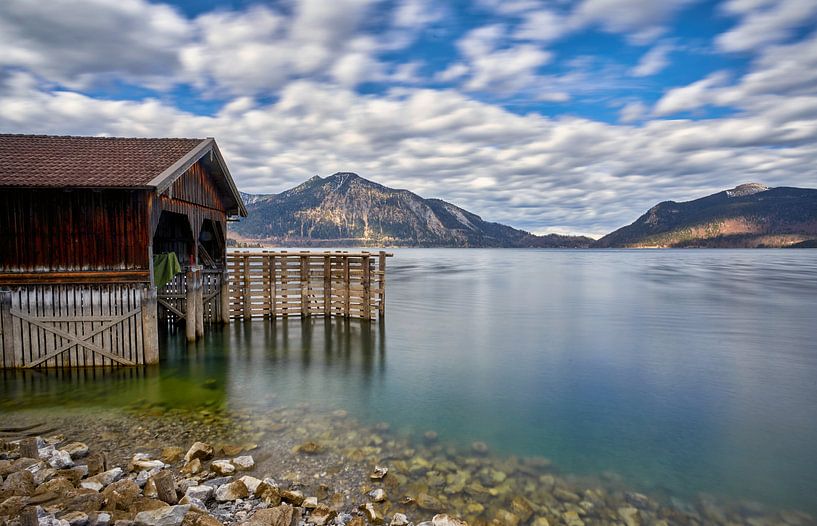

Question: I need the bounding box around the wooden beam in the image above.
[0,271,150,285]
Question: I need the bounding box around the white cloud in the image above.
[619,101,648,122]
[435,63,470,83]
[514,10,570,42]
[631,43,674,76]
[0,0,188,88]
[654,71,731,116]
[569,0,696,42]
[393,0,444,29]
[717,0,817,52]
[4,74,816,236]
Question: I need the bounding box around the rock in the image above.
[510,496,534,522]
[302,497,318,509]
[2,469,36,497]
[161,448,185,464]
[553,488,580,503]
[60,511,89,526]
[96,512,112,526]
[102,479,140,510]
[185,486,213,502]
[61,443,89,459]
[33,468,58,486]
[0,495,29,517]
[416,493,443,512]
[471,442,489,455]
[144,479,158,498]
[465,502,484,514]
[184,443,214,463]
[423,431,438,443]
[62,491,104,513]
[47,450,74,470]
[493,510,519,526]
[181,510,222,526]
[256,481,281,505]
[134,504,191,526]
[129,455,166,472]
[244,504,295,526]
[390,513,409,526]
[561,511,583,526]
[280,489,304,506]
[368,488,387,503]
[83,469,123,490]
[295,442,321,455]
[307,505,336,526]
[369,466,388,480]
[617,507,640,526]
[221,445,243,457]
[232,456,254,471]
[214,481,248,502]
[210,461,235,476]
[432,515,467,526]
[38,516,70,526]
[178,495,207,511]
[237,476,261,495]
[624,492,652,510]
[180,459,201,476]
[361,503,383,525]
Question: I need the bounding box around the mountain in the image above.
[231,173,593,248]
[594,183,817,248]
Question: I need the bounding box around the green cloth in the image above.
[153,252,182,288]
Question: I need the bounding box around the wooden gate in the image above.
[157,268,223,326]
[0,285,148,368]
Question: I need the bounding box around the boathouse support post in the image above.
[195,268,204,339]
[0,290,17,368]
[378,251,386,317]
[185,269,197,342]
[323,255,331,315]
[141,287,160,364]
[363,254,371,320]
[220,269,230,324]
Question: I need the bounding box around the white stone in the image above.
[185,485,214,502]
[390,513,409,526]
[48,450,74,469]
[134,504,191,526]
[232,456,255,471]
[79,480,103,492]
[211,460,235,475]
[238,476,262,495]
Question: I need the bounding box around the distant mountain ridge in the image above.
[594,183,817,248]
[232,173,593,248]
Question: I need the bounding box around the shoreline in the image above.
[2,404,814,526]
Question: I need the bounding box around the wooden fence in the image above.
[0,284,156,368]
[227,251,391,320]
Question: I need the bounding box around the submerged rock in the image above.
[416,493,443,512]
[368,488,387,502]
[432,514,468,526]
[360,502,383,525]
[390,513,409,526]
[618,507,640,526]
[369,466,389,480]
[470,442,488,455]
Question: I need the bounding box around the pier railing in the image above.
[226,251,392,320]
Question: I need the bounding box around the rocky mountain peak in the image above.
[726,183,769,197]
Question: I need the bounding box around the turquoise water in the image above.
[3,249,817,513]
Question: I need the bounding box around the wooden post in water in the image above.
[300,255,309,318]
[343,256,351,318]
[362,254,371,320]
[0,290,17,368]
[185,269,196,342]
[220,270,230,324]
[194,268,204,338]
[323,254,331,316]
[242,254,251,320]
[141,286,159,364]
[378,251,387,317]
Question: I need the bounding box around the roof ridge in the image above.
[0,133,206,141]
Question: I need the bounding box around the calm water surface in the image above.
[3,249,817,512]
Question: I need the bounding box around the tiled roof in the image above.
[0,134,206,187]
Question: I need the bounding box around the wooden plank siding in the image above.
[0,190,150,274]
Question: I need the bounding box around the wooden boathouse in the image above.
[0,134,247,368]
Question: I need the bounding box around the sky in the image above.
[1,0,816,236]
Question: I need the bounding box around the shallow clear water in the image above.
[3,249,817,513]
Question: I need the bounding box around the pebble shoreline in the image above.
[1,403,814,526]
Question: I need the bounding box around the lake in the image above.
[3,248,817,518]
